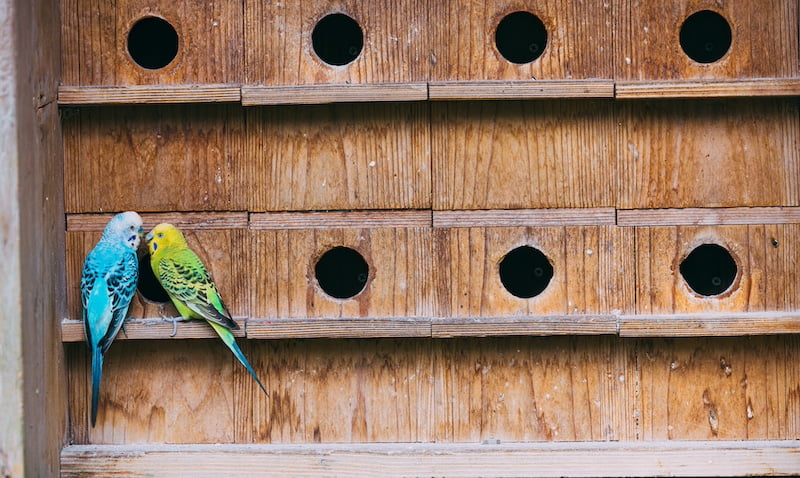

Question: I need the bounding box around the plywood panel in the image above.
[244,0,427,85]
[615,0,799,81]
[618,99,800,209]
[61,0,243,85]
[434,226,634,318]
[250,228,435,320]
[634,225,800,315]
[246,103,430,211]
[63,104,246,213]
[432,100,614,210]
[429,0,613,81]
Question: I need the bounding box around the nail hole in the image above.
[680,243,738,296]
[495,11,548,64]
[137,255,171,303]
[312,13,364,66]
[315,246,369,299]
[499,246,553,298]
[127,16,179,70]
[679,10,731,64]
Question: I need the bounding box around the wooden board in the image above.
[614,0,799,81]
[61,0,243,85]
[244,0,428,85]
[634,225,800,315]
[428,0,614,81]
[617,99,800,209]
[246,103,430,211]
[432,100,614,210]
[62,104,246,213]
[58,85,242,104]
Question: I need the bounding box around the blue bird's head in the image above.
[102,211,144,250]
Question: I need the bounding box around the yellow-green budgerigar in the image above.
[145,223,267,395]
[81,211,143,427]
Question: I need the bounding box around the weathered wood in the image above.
[63,104,246,213]
[61,318,246,342]
[429,0,613,81]
[58,85,241,104]
[246,103,430,211]
[429,80,615,100]
[433,100,614,210]
[246,318,430,339]
[433,208,616,228]
[620,313,800,337]
[432,315,616,337]
[617,99,799,209]
[618,207,800,227]
[241,83,428,105]
[614,0,799,80]
[67,212,249,231]
[250,210,431,230]
[616,79,800,99]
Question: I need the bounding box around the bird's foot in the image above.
[121,321,129,339]
[161,314,188,337]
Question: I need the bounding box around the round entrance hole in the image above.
[679,10,732,64]
[495,11,548,64]
[499,246,553,299]
[679,243,738,296]
[137,255,171,303]
[312,13,364,66]
[315,246,369,299]
[127,16,179,70]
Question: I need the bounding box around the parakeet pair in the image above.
[81,214,266,427]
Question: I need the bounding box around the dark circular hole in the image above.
[499,246,553,298]
[315,246,369,299]
[137,255,171,303]
[495,11,548,64]
[311,13,364,66]
[679,10,731,63]
[127,16,179,70]
[679,244,737,296]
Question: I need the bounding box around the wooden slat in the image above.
[60,441,800,477]
[250,210,432,230]
[433,208,615,228]
[432,315,616,337]
[241,83,428,105]
[619,313,800,337]
[58,85,241,104]
[616,79,800,99]
[618,207,800,226]
[67,212,249,231]
[429,80,614,100]
[246,318,430,339]
[61,318,247,342]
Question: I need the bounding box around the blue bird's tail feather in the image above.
[91,347,103,427]
[209,321,268,396]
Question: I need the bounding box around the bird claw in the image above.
[161,314,183,337]
[121,321,129,339]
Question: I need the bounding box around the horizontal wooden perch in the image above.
[432,208,616,228]
[428,79,615,100]
[241,83,428,105]
[58,85,241,104]
[60,440,800,477]
[61,312,800,342]
[617,207,800,226]
[616,78,800,99]
[67,212,249,231]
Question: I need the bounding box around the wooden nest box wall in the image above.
[6,0,800,475]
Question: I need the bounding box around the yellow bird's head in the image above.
[145,223,187,257]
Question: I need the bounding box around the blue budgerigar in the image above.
[80,211,143,427]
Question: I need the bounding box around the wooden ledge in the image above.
[61,318,246,342]
[61,440,800,477]
[58,84,241,104]
[619,312,800,337]
[432,315,617,337]
[250,210,432,230]
[429,79,615,100]
[617,207,800,226]
[247,317,431,339]
[67,212,249,231]
[616,78,800,99]
[241,83,428,105]
[433,208,616,228]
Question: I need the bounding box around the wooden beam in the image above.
[246,317,431,339]
[241,83,428,105]
[617,207,800,226]
[619,312,800,337]
[60,318,246,342]
[433,208,616,228]
[432,315,617,337]
[58,85,242,105]
[60,441,800,477]
[67,212,249,231]
[428,80,615,100]
[615,78,800,99]
[249,210,432,230]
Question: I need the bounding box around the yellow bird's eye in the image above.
[158,233,164,238]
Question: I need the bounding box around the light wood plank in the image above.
[432,315,616,337]
[67,212,249,231]
[61,318,246,342]
[620,313,800,337]
[241,83,427,105]
[433,208,615,227]
[250,210,431,230]
[429,80,614,100]
[618,207,800,226]
[58,85,241,104]
[616,79,800,99]
[60,441,800,477]
[246,318,430,339]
